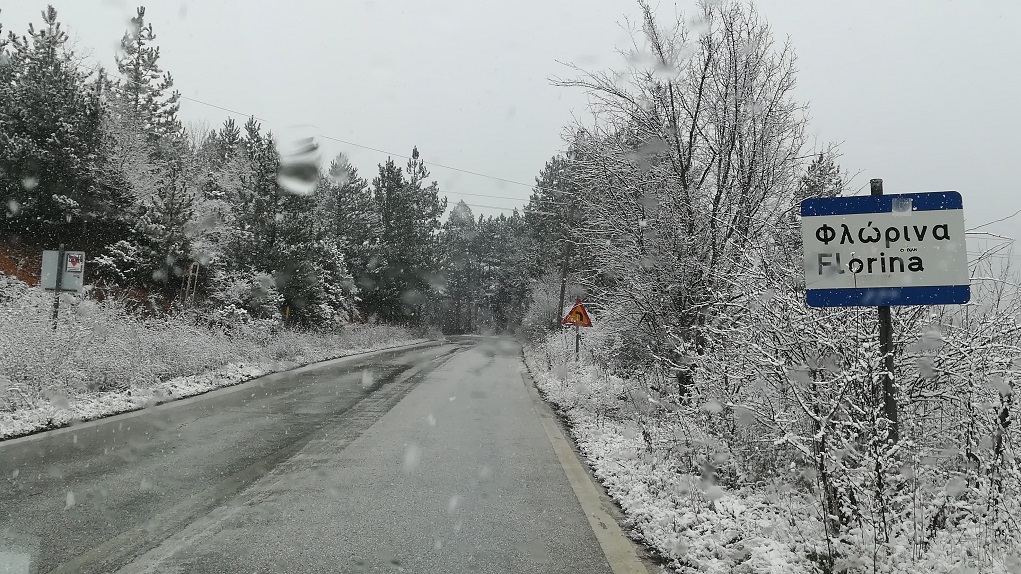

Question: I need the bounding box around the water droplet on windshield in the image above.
[21,176,38,190]
[328,160,351,186]
[6,199,20,216]
[426,413,436,426]
[403,443,421,473]
[702,400,723,413]
[277,136,321,196]
[447,495,460,513]
[65,490,76,509]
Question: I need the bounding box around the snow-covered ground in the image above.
[524,333,1021,574]
[0,275,420,440]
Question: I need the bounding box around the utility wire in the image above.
[81,61,1021,232]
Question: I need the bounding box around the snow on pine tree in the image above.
[315,153,379,306]
[364,149,446,324]
[0,7,131,250]
[98,6,194,294]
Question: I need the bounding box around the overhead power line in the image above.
[77,61,1021,230]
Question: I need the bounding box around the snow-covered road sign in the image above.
[65,252,84,273]
[41,250,85,292]
[801,191,969,307]
[562,299,593,327]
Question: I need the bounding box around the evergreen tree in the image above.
[0,6,129,249]
[316,154,378,309]
[797,153,844,202]
[364,149,446,324]
[524,154,575,277]
[115,6,181,143]
[437,200,479,333]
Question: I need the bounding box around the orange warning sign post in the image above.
[562,299,593,327]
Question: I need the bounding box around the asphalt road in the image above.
[0,338,616,573]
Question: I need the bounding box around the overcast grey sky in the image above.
[3,0,1018,258]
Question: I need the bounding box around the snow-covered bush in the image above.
[0,274,413,433]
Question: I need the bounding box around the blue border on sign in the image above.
[801,191,962,217]
[807,285,971,307]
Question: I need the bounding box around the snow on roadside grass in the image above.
[524,345,821,574]
[0,338,425,441]
[0,273,423,440]
[525,340,1021,574]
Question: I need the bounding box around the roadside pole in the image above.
[562,299,592,363]
[802,186,969,447]
[870,179,899,444]
[51,243,65,330]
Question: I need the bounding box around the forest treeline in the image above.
[0,5,568,335]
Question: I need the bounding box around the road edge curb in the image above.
[519,367,655,574]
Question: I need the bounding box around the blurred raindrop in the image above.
[21,176,38,190]
[403,443,421,473]
[361,369,375,389]
[7,199,20,216]
[915,357,936,379]
[329,158,352,187]
[687,16,710,36]
[46,390,70,411]
[703,484,725,500]
[277,136,321,196]
[64,490,76,510]
[447,495,460,513]
[426,413,436,426]
[946,475,967,496]
[892,197,913,213]
[702,400,723,414]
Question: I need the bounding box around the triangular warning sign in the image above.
[562,299,593,327]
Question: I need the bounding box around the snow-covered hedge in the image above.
[0,275,415,439]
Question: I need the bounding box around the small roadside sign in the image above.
[65,252,84,274]
[562,299,593,327]
[801,191,969,307]
[41,249,84,293]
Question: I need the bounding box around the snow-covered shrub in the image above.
[0,274,414,437]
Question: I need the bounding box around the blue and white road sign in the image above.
[800,191,970,307]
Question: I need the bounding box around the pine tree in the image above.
[0,6,129,249]
[524,154,575,277]
[437,200,479,333]
[797,153,844,202]
[316,154,378,308]
[93,6,193,291]
[115,6,181,143]
[364,149,446,324]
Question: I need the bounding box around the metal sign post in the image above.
[41,246,85,330]
[51,244,65,330]
[871,179,899,444]
[801,184,970,445]
[562,299,593,362]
